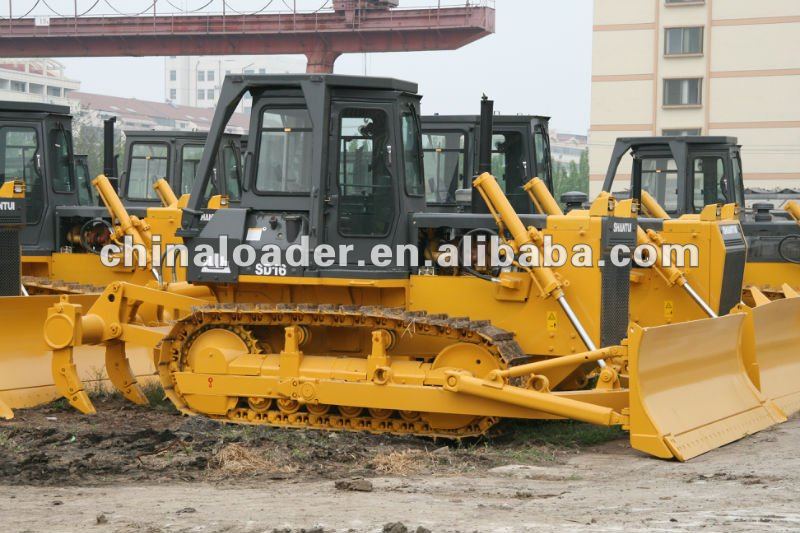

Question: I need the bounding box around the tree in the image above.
[552,149,589,208]
[72,111,125,179]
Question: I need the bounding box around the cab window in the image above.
[222,144,242,201]
[491,132,524,193]
[641,157,678,213]
[256,108,313,193]
[691,156,727,213]
[731,153,744,207]
[50,127,75,193]
[75,159,95,206]
[401,112,424,197]
[337,108,394,237]
[423,131,465,203]
[180,144,204,195]
[0,127,43,224]
[128,143,168,200]
[533,126,551,182]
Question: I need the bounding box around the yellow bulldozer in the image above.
[600,136,800,299]
[0,74,789,463]
[0,103,237,295]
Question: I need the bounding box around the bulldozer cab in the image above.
[421,114,552,213]
[602,136,746,216]
[120,130,243,207]
[601,136,800,274]
[179,74,429,281]
[0,101,89,250]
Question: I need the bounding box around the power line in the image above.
[41,0,68,16]
[222,0,276,16]
[165,0,215,13]
[103,0,158,16]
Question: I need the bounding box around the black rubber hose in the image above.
[79,218,115,255]
[458,228,502,281]
[777,234,800,265]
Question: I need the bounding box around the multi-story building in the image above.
[165,55,306,111]
[589,0,800,196]
[0,59,80,105]
[69,92,249,134]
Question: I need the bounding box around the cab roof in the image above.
[422,114,550,124]
[232,74,418,95]
[0,100,70,116]
[616,136,739,148]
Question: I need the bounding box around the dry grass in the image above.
[370,449,429,476]
[210,443,275,475]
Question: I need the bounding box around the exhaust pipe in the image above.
[103,117,118,191]
[472,95,494,214]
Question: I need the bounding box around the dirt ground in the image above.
[1,397,798,532]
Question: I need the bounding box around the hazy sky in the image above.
[56,0,594,133]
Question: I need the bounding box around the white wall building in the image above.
[0,59,80,106]
[165,55,306,112]
[590,0,800,196]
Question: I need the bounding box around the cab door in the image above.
[688,149,735,213]
[491,125,533,213]
[532,123,553,192]
[0,121,45,247]
[323,101,402,273]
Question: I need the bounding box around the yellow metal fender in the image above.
[626,314,786,461]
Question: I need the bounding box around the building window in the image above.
[244,69,255,75]
[169,88,177,100]
[0,78,8,90]
[663,128,702,136]
[207,89,215,100]
[10,81,25,92]
[197,71,205,82]
[207,70,215,82]
[664,78,702,106]
[46,86,61,97]
[197,89,205,100]
[665,27,703,55]
[28,83,43,95]
[169,70,177,81]
[258,68,266,74]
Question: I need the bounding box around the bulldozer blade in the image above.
[105,342,149,406]
[0,398,13,420]
[627,314,786,461]
[0,295,156,413]
[746,296,800,417]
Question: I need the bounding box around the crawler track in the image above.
[157,303,528,439]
